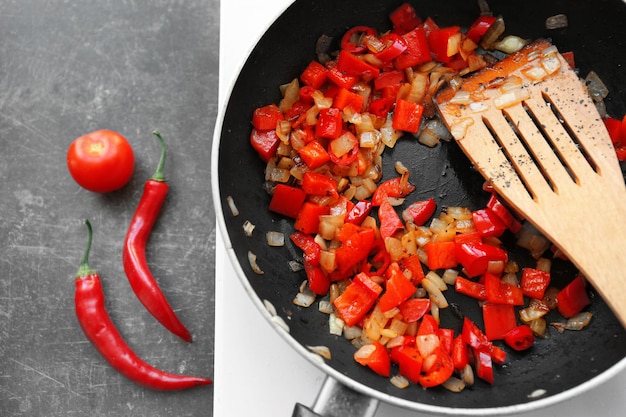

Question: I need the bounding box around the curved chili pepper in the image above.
[123,131,192,342]
[75,220,212,390]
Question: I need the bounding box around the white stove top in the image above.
[214,1,626,415]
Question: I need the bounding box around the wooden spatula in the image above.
[435,40,626,328]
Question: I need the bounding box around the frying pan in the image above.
[213,0,626,414]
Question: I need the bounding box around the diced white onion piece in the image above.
[449,118,474,140]
[494,88,530,109]
[279,78,300,113]
[493,36,528,54]
[329,313,344,336]
[288,260,303,272]
[446,32,463,57]
[541,55,561,75]
[390,374,410,389]
[542,45,558,57]
[523,65,548,82]
[248,251,264,274]
[585,71,609,102]
[469,101,488,112]
[462,364,475,386]
[422,277,448,308]
[359,130,381,148]
[318,300,333,314]
[416,334,441,358]
[293,291,316,308]
[442,377,466,392]
[306,345,331,360]
[343,325,362,340]
[425,271,447,291]
[226,196,239,216]
[441,269,459,285]
[545,14,568,30]
[449,90,471,105]
[242,220,255,237]
[319,250,336,273]
[354,344,377,362]
[528,389,547,399]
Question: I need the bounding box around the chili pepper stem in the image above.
[76,220,95,277]
[151,130,167,182]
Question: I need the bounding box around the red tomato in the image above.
[67,130,135,193]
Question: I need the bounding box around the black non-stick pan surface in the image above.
[214,0,626,413]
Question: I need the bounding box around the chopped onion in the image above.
[329,313,344,336]
[271,315,290,333]
[442,377,466,392]
[422,276,448,308]
[545,14,568,30]
[293,291,316,308]
[494,88,530,109]
[449,118,474,140]
[461,363,475,386]
[306,345,332,360]
[248,251,263,274]
[279,78,300,113]
[242,220,256,237]
[263,299,277,316]
[318,300,333,314]
[226,195,239,216]
[288,260,303,272]
[493,36,528,54]
[390,374,410,389]
[585,71,609,103]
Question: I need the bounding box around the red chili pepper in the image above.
[123,131,192,342]
[503,325,535,351]
[340,25,377,53]
[76,220,212,389]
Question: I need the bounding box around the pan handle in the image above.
[291,376,379,417]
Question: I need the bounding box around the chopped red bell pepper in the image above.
[461,316,506,363]
[399,253,425,285]
[368,97,395,118]
[465,15,497,43]
[428,26,461,64]
[355,341,391,377]
[336,50,381,80]
[378,200,404,240]
[451,335,469,370]
[398,297,430,322]
[290,231,321,266]
[250,128,281,163]
[391,343,423,384]
[269,184,306,218]
[334,228,376,276]
[333,272,383,326]
[294,202,330,234]
[484,272,524,306]
[389,2,422,34]
[300,60,328,89]
[438,328,454,355]
[455,241,508,278]
[486,193,523,233]
[503,325,535,351]
[482,302,517,341]
[604,116,623,144]
[302,171,339,198]
[362,238,391,277]
[252,104,284,131]
[474,349,494,384]
[394,26,431,70]
[303,260,330,295]
[373,70,405,91]
[417,313,439,336]
[327,66,359,89]
[402,198,436,226]
[371,176,416,206]
[328,131,359,166]
[556,275,591,318]
[454,276,487,300]
[333,88,365,112]
[379,263,416,312]
[374,33,408,62]
[472,208,507,238]
[419,348,454,388]
[345,200,372,225]
[341,26,377,54]
[520,267,551,300]
[392,98,424,133]
[425,240,458,270]
[298,140,330,169]
[316,107,344,139]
